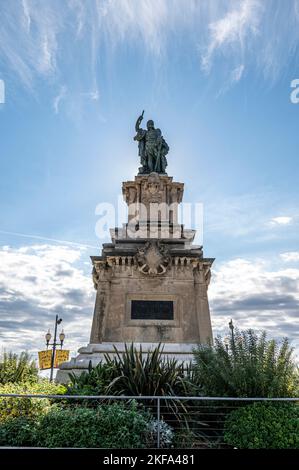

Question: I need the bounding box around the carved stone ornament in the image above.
[92,261,107,289]
[123,184,137,205]
[204,265,212,286]
[135,241,170,275]
[142,172,163,204]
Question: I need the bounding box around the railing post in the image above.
[157,396,161,449]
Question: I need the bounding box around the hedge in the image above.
[0,381,66,422]
[224,402,299,449]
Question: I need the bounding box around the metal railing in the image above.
[0,394,298,448]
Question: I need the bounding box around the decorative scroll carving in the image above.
[135,241,170,275]
[204,265,212,286]
[92,261,107,289]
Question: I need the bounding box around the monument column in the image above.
[56,112,214,382]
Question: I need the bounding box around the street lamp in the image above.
[228,319,235,352]
[223,335,230,352]
[44,315,65,382]
[45,330,51,348]
[59,330,65,348]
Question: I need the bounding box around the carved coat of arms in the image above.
[135,241,170,275]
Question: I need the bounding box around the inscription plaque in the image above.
[131,300,174,320]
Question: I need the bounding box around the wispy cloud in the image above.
[231,64,245,83]
[81,89,100,101]
[201,0,262,72]
[0,229,98,249]
[270,216,293,226]
[21,0,31,32]
[53,85,67,114]
[216,63,245,96]
[1,1,299,108]
[0,0,63,90]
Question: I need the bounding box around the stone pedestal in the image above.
[56,172,214,383]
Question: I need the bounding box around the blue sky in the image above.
[0,0,298,360]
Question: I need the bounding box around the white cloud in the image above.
[0,244,298,358]
[202,0,262,72]
[270,216,293,226]
[280,252,299,262]
[0,244,94,356]
[209,257,299,352]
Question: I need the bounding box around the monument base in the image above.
[56,342,197,384]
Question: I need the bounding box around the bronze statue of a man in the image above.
[134,111,169,174]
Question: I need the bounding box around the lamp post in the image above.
[45,314,65,382]
[228,318,235,352]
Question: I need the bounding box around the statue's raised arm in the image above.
[135,110,144,132]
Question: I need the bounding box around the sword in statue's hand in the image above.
[135,110,145,132]
[136,110,144,131]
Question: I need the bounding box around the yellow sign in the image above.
[38,350,52,370]
[54,349,70,367]
[38,349,70,369]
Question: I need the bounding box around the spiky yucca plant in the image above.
[0,352,38,385]
[67,344,196,397]
[67,361,116,395]
[193,329,299,397]
[104,343,193,397]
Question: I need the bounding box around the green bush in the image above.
[0,417,37,447]
[0,403,174,448]
[36,402,150,448]
[0,352,38,385]
[224,402,299,448]
[0,381,66,422]
[193,329,299,397]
